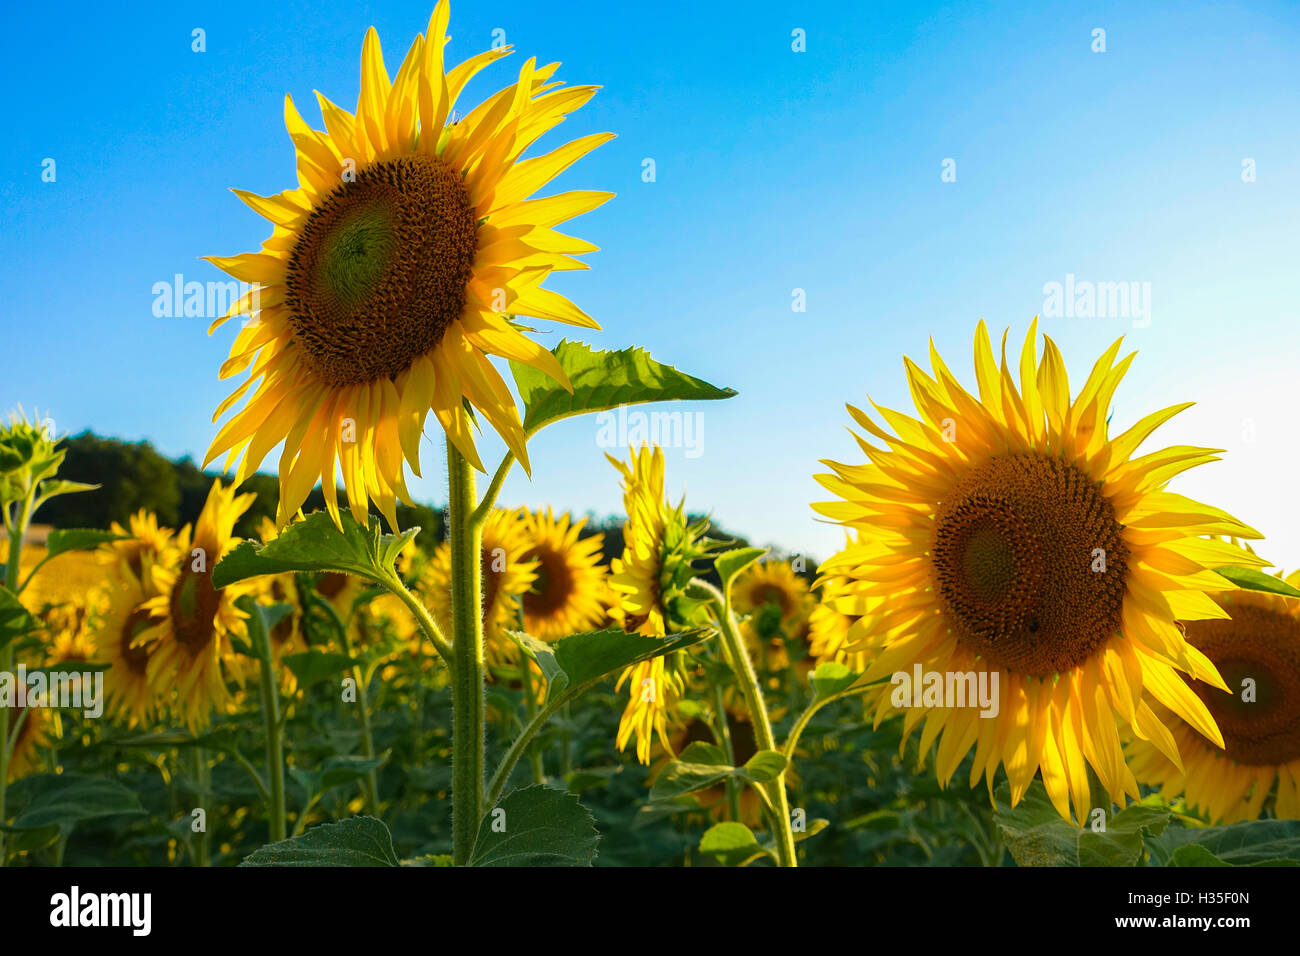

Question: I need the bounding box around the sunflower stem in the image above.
[519,659,545,784]
[253,618,287,844]
[0,479,35,867]
[471,450,516,527]
[709,589,798,867]
[325,599,381,814]
[190,746,211,867]
[713,683,743,822]
[448,438,485,865]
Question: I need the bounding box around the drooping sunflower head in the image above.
[204,1,615,531]
[607,445,712,764]
[606,445,711,638]
[518,507,607,641]
[1129,574,1300,822]
[141,480,257,730]
[418,506,537,663]
[814,319,1264,822]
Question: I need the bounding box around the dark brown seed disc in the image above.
[120,607,154,674]
[1184,601,1300,766]
[930,453,1129,677]
[169,568,221,654]
[284,154,478,387]
[522,544,576,620]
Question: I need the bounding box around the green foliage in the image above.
[241,816,399,866]
[4,774,145,830]
[511,340,736,436]
[1215,566,1300,599]
[213,511,417,588]
[471,786,599,866]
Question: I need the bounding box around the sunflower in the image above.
[734,560,813,675]
[140,481,257,730]
[417,507,537,664]
[102,509,181,592]
[203,0,614,531]
[95,573,163,727]
[607,446,710,764]
[734,560,811,629]
[813,320,1264,822]
[93,514,181,726]
[1128,574,1300,823]
[808,575,871,674]
[517,508,607,640]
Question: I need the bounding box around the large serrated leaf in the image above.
[471,785,599,866]
[4,773,145,830]
[510,340,735,435]
[1148,818,1300,866]
[240,816,399,866]
[993,781,1171,866]
[212,511,417,588]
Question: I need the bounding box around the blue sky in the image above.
[4,1,1299,567]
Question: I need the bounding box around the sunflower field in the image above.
[4,1,1300,899]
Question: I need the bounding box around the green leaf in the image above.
[742,750,789,783]
[811,661,861,702]
[1168,844,1233,867]
[993,780,1171,866]
[508,626,710,705]
[699,822,772,867]
[0,588,41,650]
[241,816,399,867]
[650,745,787,801]
[42,527,125,557]
[1215,566,1300,599]
[1148,819,1300,866]
[212,511,417,589]
[471,785,599,866]
[4,773,145,830]
[35,479,98,501]
[283,651,359,689]
[291,753,390,798]
[510,340,736,435]
[714,547,768,592]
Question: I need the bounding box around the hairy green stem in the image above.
[713,683,743,821]
[710,590,798,868]
[487,696,565,808]
[0,483,34,866]
[323,599,380,814]
[448,439,485,865]
[520,660,545,784]
[254,628,286,843]
[385,572,453,663]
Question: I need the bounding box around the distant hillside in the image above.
[34,432,791,574]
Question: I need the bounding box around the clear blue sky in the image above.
[4,1,1299,567]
